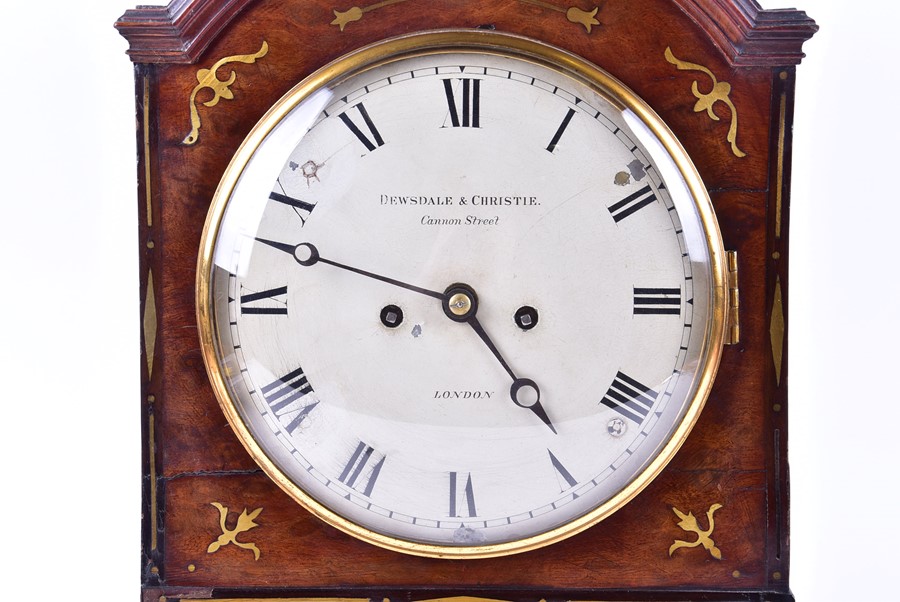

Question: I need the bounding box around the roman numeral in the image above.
[269,186,316,226]
[240,285,287,315]
[601,371,659,424]
[548,449,578,491]
[261,365,317,433]
[449,471,477,517]
[608,184,657,223]
[546,107,576,153]
[338,441,386,497]
[633,287,682,315]
[442,78,481,127]
[338,102,385,152]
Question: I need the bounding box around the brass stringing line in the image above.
[143,75,152,227]
[776,91,787,238]
[149,412,158,551]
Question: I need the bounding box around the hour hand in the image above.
[255,238,445,301]
[444,286,557,434]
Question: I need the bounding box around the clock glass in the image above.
[197,31,726,558]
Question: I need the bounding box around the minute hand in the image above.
[256,239,445,301]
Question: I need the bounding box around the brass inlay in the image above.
[725,250,740,345]
[331,0,601,33]
[448,293,472,316]
[518,0,602,33]
[183,42,269,145]
[215,599,370,602]
[775,91,787,238]
[149,410,158,551]
[669,503,723,559]
[208,502,263,560]
[143,75,153,227]
[331,0,411,31]
[144,270,157,379]
[770,275,785,385]
[197,30,728,560]
[423,598,512,602]
[665,47,746,158]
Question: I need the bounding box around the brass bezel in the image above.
[196,29,728,559]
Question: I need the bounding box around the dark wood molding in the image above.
[115,0,817,66]
[115,0,255,63]
[677,0,819,66]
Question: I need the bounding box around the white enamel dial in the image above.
[198,31,726,557]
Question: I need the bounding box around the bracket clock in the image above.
[116,1,816,600]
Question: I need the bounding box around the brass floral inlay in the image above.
[665,47,745,158]
[208,502,263,560]
[183,42,269,145]
[669,503,723,559]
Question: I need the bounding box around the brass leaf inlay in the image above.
[331,0,411,31]
[518,0,602,33]
[665,47,746,158]
[565,6,600,31]
[143,269,157,379]
[208,502,263,560]
[770,276,785,385]
[183,41,269,145]
[669,503,723,560]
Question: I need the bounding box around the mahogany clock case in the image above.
[116,0,816,600]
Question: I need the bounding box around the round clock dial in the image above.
[198,30,726,558]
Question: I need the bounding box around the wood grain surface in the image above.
[118,1,816,599]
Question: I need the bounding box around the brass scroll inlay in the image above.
[183,41,269,145]
[208,503,263,560]
[665,48,746,158]
[669,503,723,559]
